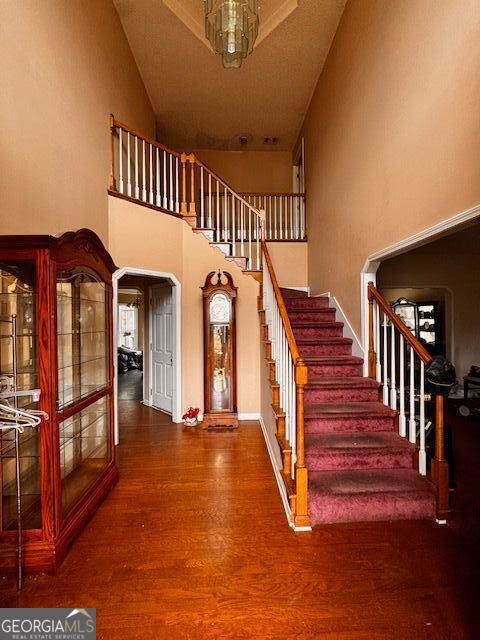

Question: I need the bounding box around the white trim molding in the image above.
[113,267,182,445]
[360,202,480,368]
[259,416,293,526]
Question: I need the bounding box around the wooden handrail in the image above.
[240,192,306,198]
[112,118,182,158]
[194,156,264,217]
[368,282,432,364]
[262,240,301,364]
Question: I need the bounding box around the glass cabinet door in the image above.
[56,265,112,518]
[0,261,41,530]
[57,268,108,409]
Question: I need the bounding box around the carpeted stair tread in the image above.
[305,401,395,418]
[285,298,330,309]
[308,469,436,523]
[305,431,415,471]
[303,355,364,365]
[291,320,344,328]
[306,376,379,390]
[297,337,353,345]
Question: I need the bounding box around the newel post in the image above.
[367,283,376,378]
[294,359,311,528]
[109,114,116,191]
[431,394,450,521]
[188,154,196,215]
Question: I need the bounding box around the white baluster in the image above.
[398,334,406,437]
[135,136,139,199]
[409,345,416,443]
[200,166,204,228]
[169,154,173,211]
[382,314,389,405]
[256,214,260,270]
[375,302,381,382]
[208,173,212,229]
[162,150,167,209]
[231,195,236,257]
[223,187,228,242]
[126,132,131,197]
[216,180,220,242]
[156,148,160,206]
[272,196,276,240]
[289,196,293,240]
[419,360,426,475]
[390,323,397,410]
[149,144,153,204]
[118,128,124,193]
[141,140,146,201]
[240,203,245,257]
[248,207,252,269]
[175,157,179,213]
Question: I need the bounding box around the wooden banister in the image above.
[261,240,309,528]
[112,118,182,158]
[368,282,432,364]
[367,281,450,520]
[240,191,306,198]
[194,157,263,216]
[262,240,301,363]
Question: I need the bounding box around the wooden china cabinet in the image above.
[0,229,118,574]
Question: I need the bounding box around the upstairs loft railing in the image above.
[240,193,306,241]
[261,241,309,528]
[367,283,450,520]
[108,118,306,272]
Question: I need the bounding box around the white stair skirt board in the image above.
[282,286,310,294]
[211,242,231,256]
[259,416,293,527]
[313,291,364,359]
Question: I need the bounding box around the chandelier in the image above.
[205,0,259,68]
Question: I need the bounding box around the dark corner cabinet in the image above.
[0,229,118,574]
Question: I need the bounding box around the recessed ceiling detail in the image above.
[162,0,298,52]
[114,0,347,151]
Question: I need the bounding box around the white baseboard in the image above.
[238,412,261,420]
[259,415,293,526]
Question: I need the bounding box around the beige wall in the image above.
[108,196,261,417]
[298,0,480,333]
[194,150,293,193]
[0,0,154,243]
[377,226,480,379]
[267,242,308,290]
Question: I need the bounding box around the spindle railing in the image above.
[262,241,310,528]
[109,116,264,271]
[241,193,306,240]
[367,283,449,521]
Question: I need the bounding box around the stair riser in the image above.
[306,449,414,471]
[280,289,308,299]
[299,343,352,356]
[288,311,336,322]
[309,493,435,525]
[307,363,363,377]
[305,415,395,433]
[305,387,379,403]
[286,298,330,310]
[293,326,343,339]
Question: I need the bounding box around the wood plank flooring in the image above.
[1,401,479,639]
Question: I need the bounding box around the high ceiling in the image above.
[114,0,346,151]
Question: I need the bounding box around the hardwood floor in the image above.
[1,401,479,639]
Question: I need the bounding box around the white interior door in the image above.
[151,284,174,413]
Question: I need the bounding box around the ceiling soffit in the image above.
[162,0,299,51]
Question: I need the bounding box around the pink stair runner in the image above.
[281,288,436,525]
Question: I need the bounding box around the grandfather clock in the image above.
[202,271,238,429]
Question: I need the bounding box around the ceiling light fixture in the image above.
[205,0,259,69]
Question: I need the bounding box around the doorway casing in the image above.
[113,267,182,444]
[359,203,480,375]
